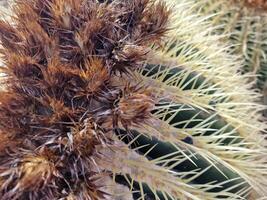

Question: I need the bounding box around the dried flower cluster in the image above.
[0,0,170,199]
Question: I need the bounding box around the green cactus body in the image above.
[194,0,267,91]
[0,0,266,200]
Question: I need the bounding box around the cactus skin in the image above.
[195,0,267,91]
[0,0,267,200]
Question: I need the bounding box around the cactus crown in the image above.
[0,0,169,199]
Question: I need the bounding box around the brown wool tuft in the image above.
[114,87,155,129]
[12,156,55,189]
[0,0,170,199]
[244,0,267,10]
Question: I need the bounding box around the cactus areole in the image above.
[0,0,267,199]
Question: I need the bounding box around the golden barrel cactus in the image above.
[0,0,266,199]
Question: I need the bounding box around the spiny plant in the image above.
[195,0,267,91]
[0,0,266,199]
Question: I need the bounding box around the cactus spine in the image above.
[0,0,266,199]
[195,0,267,91]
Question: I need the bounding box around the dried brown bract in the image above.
[0,0,170,199]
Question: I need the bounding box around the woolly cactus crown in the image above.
[0,0,170,199]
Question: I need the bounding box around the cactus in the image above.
[194,0,267,91]
[0,0,266,199]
